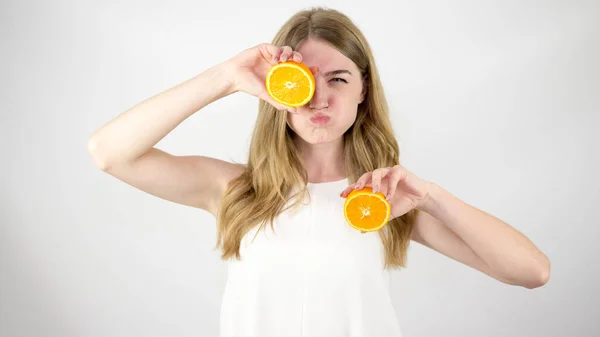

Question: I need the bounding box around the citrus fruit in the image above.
[343,186,391,233]
[265,61,315,108]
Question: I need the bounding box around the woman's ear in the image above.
[360,74,369,103]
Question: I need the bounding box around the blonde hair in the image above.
[216,7,419,269]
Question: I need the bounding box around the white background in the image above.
[1,0,599,336]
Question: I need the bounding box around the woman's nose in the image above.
[309,84,330,109]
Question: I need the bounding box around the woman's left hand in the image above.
[340,165,433,219]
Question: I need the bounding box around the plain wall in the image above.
[1,0,599,336]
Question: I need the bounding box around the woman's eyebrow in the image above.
[323,69,353,77]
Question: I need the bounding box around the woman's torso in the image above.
[219,178,402,337]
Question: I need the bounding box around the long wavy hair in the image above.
[216,7,419,269]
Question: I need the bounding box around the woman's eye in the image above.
[329,78,348,83]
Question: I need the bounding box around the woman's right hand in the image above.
[225,43,304,113]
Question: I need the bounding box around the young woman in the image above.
[88,7,550,337]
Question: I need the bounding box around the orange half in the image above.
[265,61,315,107]
[343,186,391,233]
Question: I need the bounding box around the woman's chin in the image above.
[309,127,330,143]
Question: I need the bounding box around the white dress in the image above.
[219,178,402,337]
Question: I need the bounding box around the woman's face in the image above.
[286,38,365,144]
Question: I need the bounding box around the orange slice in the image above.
[265,61,315,107]
[343,186,391,233]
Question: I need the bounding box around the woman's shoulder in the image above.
[198,159,246,216]
[218,161,248,191]
[224,162,247,183]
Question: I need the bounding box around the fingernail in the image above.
[373,186,378,193]
[386,194,391,200]
[281,55,288,62]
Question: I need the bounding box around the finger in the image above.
[280,46,293,62]
[258,43,283,65]
[340,183,357,198]
[355,171,372,191]
[340,172,371,198]
[291,51,303,63]
[371,168,390,195]
[258,91,293,112]
[308,66,320,76]
[386,165,407,200]
[276,103,296,113]
[348,172,372,196]
[378,177,392,200]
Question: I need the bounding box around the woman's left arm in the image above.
[340,165,551,289]
[415,182,551,289]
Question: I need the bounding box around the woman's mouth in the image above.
[310,116,331,124]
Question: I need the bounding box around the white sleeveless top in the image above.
[219,178,402,337]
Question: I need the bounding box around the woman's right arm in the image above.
[88,63,235,171]
[87,44,303,216]
[87,62,241,215]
